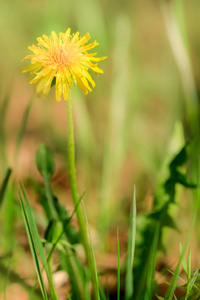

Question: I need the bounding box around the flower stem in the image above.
[66,94,98,300]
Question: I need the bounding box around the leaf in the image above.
[36,143,55,177]
[149,205,179,231]
[169,144,189,170]
[133,142,197,300]
[45,220,63,244]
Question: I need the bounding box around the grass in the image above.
[0,0,200,299]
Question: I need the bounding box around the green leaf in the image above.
[45,220,63,244]
[36,143,55,177]
[169,144,188,170]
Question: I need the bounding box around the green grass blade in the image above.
[99,281,108,300]
[82,200,100,300]
[189,269,199,294]
[99,14,131,237]
[19,185,58,300]
[14,96,35,162]
[66,292,72,300]
[19,187,48,300]
[160,0,198,132]
[144,223,160,300]
[0,168,12,208]
[46,192,84,263]
[20,186,50,275]
[117,226,120,300]
[0,88,12,172]
[125,185,137,300]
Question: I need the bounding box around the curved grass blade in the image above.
[0,168,12,208]
[14,96,35,162]
[0,87,12,171]
[19,186,48,300]
[19,185,58,300]
[46,191,85,263]
[125,185,137,300]
[144,223,160,300]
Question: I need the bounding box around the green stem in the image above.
[66,94,98,299]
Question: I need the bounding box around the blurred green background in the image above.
[0,0,200,297]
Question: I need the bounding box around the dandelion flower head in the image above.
[22,29,107,101]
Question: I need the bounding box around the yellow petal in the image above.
[55,72,62,101]
[63,81,69,100]
[89,56,107,62]
[71,32,80,43]
[77,33,90,46]
[85,72,96,88]
[51,31,58,42]
[42,34,51,45]
[30,68,51,83]
[28,45,40,54]
[91,66,104,74]
[81,41,99,52]
[34,76,48,97]
[65,69,73,88]
[73,73,88,95]
[37,37,50,49]
[81,77,92,92]
[22,54,36,62]
[21,63,42,74]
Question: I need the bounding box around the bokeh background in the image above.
[0,0,200,299]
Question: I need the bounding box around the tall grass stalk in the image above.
[14,96,35,164]
[144,224,160,300]
[99,14,131,236]
[82,200,101,300]
[117,226,120,300]
[125,186,136,300]
[0,90,12,174]
[160,0,199,134]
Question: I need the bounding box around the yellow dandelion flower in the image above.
[22,29,107,101]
